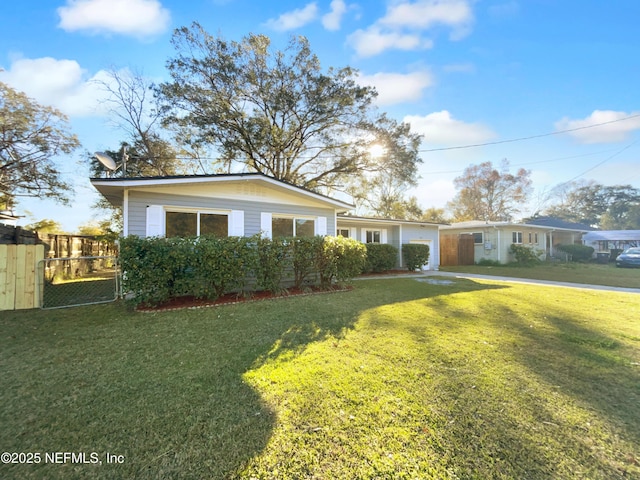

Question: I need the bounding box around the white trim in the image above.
[260,212,272,238]
[229,210,245,237]
[123,189,129,236]
[162,206,236,237]
[146,205,164,237]
[316,216,327,236]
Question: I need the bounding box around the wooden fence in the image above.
[0,244,45,310]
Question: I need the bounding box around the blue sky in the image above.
[2,0,639,231]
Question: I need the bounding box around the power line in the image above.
[561,139,639,185]
[418,113,640,152]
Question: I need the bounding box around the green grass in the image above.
[1,279,639,479]
[441,262,640,289]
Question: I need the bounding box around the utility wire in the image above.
[418,113,640,152]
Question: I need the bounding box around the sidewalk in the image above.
[356,270,640,294]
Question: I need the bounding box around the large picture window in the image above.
[166,211,228,238]
[272,216,316,237]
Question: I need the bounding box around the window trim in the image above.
[164,207,231,237]
[271,214,317,238]
[469,232,483,244]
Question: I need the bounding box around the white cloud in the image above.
[555,110,640,144]
[265,2,319,31]
[405,110,496,146]
[57,0,171,38]
[322,0,348,30]
[356,71,434,105]
[348,26,432,57]
[348,0,473,57]
[381,0,473,36]
[0,57,113,117]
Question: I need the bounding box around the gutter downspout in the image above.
[491,225,501,263]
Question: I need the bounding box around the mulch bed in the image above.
[136,285,353,313]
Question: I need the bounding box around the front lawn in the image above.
[441,262,640,289]
[1,278,639,479]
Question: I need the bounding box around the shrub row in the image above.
[557,243,595,262]
[119,235,367,306]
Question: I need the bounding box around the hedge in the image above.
[364,243,398,273]
[402,243,430,271]
[119,234,367,306]
[557,244,595,262]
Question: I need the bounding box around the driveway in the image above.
[426,271,640,294]
[356,270,640,294]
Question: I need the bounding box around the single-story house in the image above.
[582,230,640,253]
[440,218,593,265]
[90,173,442,270]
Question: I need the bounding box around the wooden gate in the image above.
[0,244,45,310]
[440,234,475,266]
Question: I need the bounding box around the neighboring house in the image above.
[440,218,592,265]
[582,230,640,253]
[90,172,442,270]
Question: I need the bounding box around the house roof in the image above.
[523,216,596,231]
[442,219,592,233]
[90,172,355,211]
[337,214,446,227]
[582,230,640,242]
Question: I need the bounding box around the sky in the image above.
[1,0,639,232]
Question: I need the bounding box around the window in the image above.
[472,232,483,244]
[366,230,381,243]
[272,216,316,237]
[166,211,228,238]
[512,231,523,244]
[338,228,350,238]
[528,232,538,244]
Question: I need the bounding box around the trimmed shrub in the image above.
[119,234,368,306]
[254,236,292,294]
[291,236,324,289]
[402,243,430,271]
[509,244,542,266]
[364,243,398,273]
[557,244,595,262]
[316,236,367,287]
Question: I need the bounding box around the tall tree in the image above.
[0,81,79,207]
[447,160,532,222]
[95,69,183,177]
[158,23,421,193]
[544,181,640,228]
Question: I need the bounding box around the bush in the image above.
[509,244,542,266]
[119,234,368,306]
[477,258,502,266]
[402,243,430,271]
[254,236,292,294]
[316,236,367,287]
[292,236,324,289]
[557,244,595,262]
[364,243,398,273]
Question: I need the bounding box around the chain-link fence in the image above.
[38,256,120,309]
